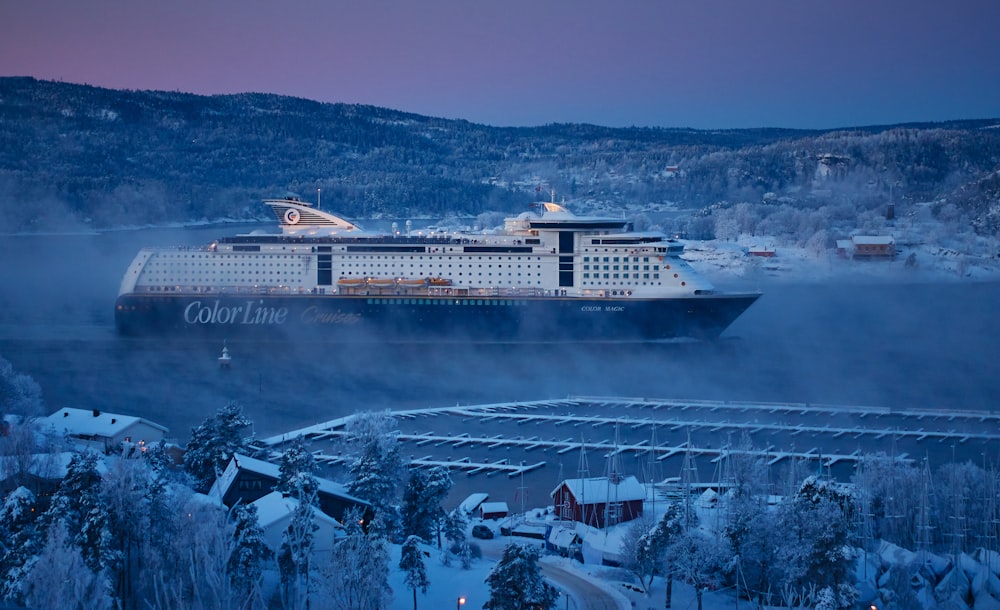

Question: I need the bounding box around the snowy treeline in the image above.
[615,448,1000,610]
[2,78,998,242]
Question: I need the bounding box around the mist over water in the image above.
[1,226,998,505]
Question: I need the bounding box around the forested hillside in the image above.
[1,76,998,239]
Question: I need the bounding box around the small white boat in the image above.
[218,343,232,368]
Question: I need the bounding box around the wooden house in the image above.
[210,453,372,524]
[550,475,645,529]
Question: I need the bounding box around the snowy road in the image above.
[540,560,628,610]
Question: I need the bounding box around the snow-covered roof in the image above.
[852,235,894,245]
[480,501,509,513]
[459,492,488,513]
[43,407,168,439]
[551,476,645,504]
[547,525,582,547]
[251,491,342,531]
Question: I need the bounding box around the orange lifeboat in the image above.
[428,277,453,286]
[398,278,427,287]
[337,277,365,287]
[367,278,396,287]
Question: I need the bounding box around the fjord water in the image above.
[1,226,998,446]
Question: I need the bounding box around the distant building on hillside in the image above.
[836,235,896,259]
[551,475,645,529]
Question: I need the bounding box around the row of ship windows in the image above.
[583,256,664,265]
[584,273,661,280]
[366,298,528,307]
[340,263,542,269]
[150,262,299,268]
[584,265,659,272]
[344,272,544,278]
[581,281,665,287]
[345,255,544,261]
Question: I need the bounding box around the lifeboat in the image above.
[337,277,365,287]
[367,278,396,287]
[398,278,428,287]
[428,277,453,286]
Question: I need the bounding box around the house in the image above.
[0,451,109,505]
[209,453,372,524]
[748,246,776,258]
[251,491,344,556]
[837,235,896,259]
[550,475,645,529]
[479,501,509,520]
[42,408,168,453]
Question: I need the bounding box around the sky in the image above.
[2,0,999,129]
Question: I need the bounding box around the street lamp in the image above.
[457,596,466,610]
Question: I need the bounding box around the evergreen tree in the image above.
[228,502,272,608]
[276,437,319,501]
[399,535,429,610]
[347,430,404,519]
[401,466,451,544]
[773,492,854,607]
[183,401,254,492]
[0,486,39,603]
[443,507,468,549]
[484,543,558,610]
[345,410,403,500]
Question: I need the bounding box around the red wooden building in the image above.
[551,475,645,529]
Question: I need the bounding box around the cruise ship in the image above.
[114,196,760,341]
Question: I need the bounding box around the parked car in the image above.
[471,524,494,539]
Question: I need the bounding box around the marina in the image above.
[257,396,1000,505]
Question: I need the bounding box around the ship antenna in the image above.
[317,188,322,210]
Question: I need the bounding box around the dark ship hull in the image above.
[115,292,759,343]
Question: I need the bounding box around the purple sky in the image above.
[3,0,999,129]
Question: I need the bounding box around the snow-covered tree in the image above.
[228,502,272,609]
[0,486,40,603]
[276,437,320,530]
[39,451,119,578]
[0,355,44,417]
[442,507,467,549]
[278,492,317,610]
[23,520,113,610]
[666,530,729,610]
[316,512,391,610]
[276,437,319,501]
[183,401,254,492]
[345,410,404,529]
[773,489,854,607]
[484,543,558,610]
[399,535,429,610]
[401,466,451,545]
[137,488,239,610]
